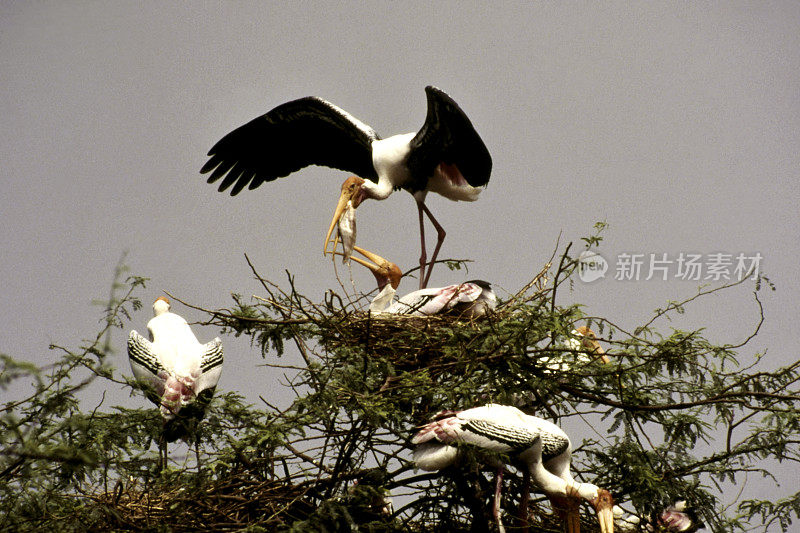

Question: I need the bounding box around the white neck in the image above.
[361,176,394,200]
[369,133,415,199]
[570,481,600,502]
[527,460,599,502]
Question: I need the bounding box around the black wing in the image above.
[201,97,381,195]
[406,86,492,190]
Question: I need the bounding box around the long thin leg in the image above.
[416,200,428,289]
[417,199,447,289]
[195,439,201,473]
[493,467,506,533]
[158,434,167,471]
[519,469,530,533]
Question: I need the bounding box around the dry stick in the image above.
[502,231,561,309]
[166,291,311,326]
[550,241,573,316]
[639,273,758,332]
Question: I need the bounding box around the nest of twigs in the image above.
[174,253,558,372]
[87,470,315,531]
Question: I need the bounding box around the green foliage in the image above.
[1,235,799,532]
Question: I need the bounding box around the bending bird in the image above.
[128,297,223,468]
[412,404,614,533]
[200,86,492,289]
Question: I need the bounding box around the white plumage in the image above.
[128,297,223,465]
[412,404,614,533]
[380,280,496,317]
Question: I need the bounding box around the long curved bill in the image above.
[325,191,352,256]
[597,504,614,533]
[330,245,386,275]
[578,328,611,364]
[593,343,611,364]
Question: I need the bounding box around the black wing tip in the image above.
[424,85,457,105]
[199,157,217,174]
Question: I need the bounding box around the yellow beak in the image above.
[325,190,352,256]
[329,245,386,274]
[593,489,615,533]
[595,344,611,364]
[597,504,614,533]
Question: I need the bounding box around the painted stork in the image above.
[412,404,614,533]
[540,327,610,373]
[127,297,223,469]
[199,86,492,289]
[339,245,496,317]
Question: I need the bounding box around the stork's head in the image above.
[325,176,366,255]
[153,296,171,316]
[573,326,611,364]
[591,488,615,533]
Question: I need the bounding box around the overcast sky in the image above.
[2,1,798,521]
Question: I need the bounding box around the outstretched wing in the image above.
[127,330,165,405]
[128,330,165,379]
[201,337,224,373]
[197,337,224,394]
[406,86,492,190]
[201,96,380,195]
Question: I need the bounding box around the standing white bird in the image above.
[200,86,492,289]
[127,297,223,468]
[412,404,614,533]
[339,245,496,318]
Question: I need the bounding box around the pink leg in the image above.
[519,469,530,533]
[159,433,167,471]
[417,200,446,289]
[494,467,506,533]
[416,201,428,290]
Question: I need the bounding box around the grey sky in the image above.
[2,1,799,521]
